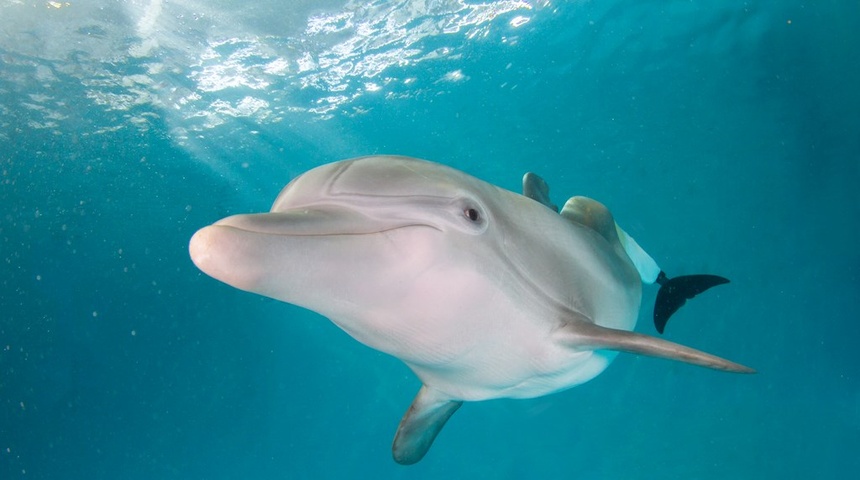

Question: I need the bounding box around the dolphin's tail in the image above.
[654,272,730,334]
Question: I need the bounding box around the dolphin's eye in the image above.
[454,200,487,234]
[464,208,481,222]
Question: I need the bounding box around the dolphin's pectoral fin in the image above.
[522,172,558,212]
[654,272,730,334]
[392,385,463,465]
[559,317,754,373]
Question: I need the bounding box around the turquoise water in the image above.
[2,0,858,478]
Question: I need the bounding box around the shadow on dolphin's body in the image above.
[189,155,753,465]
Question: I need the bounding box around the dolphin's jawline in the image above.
[214,209,443,237]
[218,222,439,238]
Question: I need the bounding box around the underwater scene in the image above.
[1,0,858,478]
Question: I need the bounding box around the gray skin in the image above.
[189,156,753,465]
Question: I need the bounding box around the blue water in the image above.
[2,0,858,478]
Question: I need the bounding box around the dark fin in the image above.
[654,272,730,334]
[523,172,558,212]
[559,317,755,374]
[559,196,620,246]
[392,386,463,465]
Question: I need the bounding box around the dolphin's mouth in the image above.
[212,206,438,237]
[188,203,441,295]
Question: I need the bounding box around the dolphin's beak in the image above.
[189,206,436,300]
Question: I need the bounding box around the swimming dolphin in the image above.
[189,155,753,465]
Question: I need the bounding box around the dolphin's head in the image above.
[189,156,518,325]
[269,155,494,238]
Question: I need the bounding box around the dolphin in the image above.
[189,155,753,465]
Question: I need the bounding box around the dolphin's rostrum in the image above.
[189,156,753,465]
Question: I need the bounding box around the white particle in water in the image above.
[509,16,530,28]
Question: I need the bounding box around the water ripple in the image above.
[0,0,542,134]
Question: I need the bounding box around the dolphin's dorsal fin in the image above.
[561,196,661,284]
[522,172,558,212]
[392,386,463,465]
[560,196,621,245]
[523,179,627,261]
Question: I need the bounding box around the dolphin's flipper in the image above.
[523,172,558,212]
[560,317,754,373]
[392,386,463,465]
[654,272,730,334]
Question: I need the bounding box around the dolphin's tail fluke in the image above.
[654,272,730,334]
